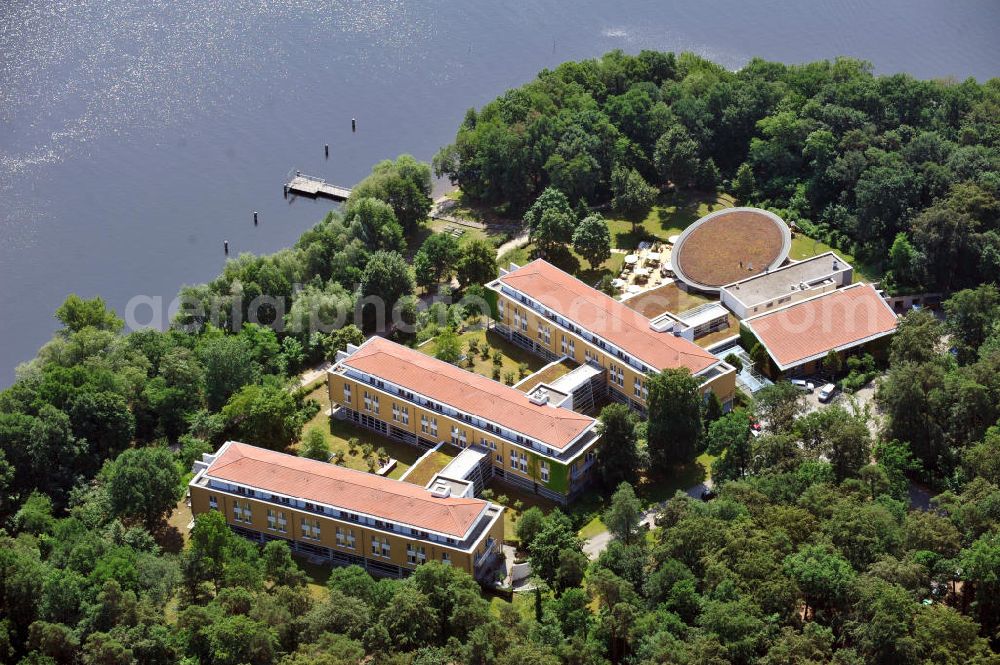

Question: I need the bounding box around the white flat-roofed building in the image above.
[720,252,853,319]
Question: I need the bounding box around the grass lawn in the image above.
[789,232,878,281]
[498,243,625,289]
[490,589,544,620]
[299,385,422,480]
[605,191,736,250]
[405,214,500,259]
[441,189,520,229]
[427,218,492,246]
[418,327,546,384]
[578,515,607,539]
[401,444,462,486]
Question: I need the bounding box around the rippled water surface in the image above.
[1,0,998,384]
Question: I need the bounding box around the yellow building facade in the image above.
[489,260,737,415]
[329,337,602,504]
[189,442,505,580]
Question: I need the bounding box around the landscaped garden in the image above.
[417,327,546,384]
[298,384,422,480]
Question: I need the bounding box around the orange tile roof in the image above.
[498,259,718,374]
[340,337,595,451]
[744,283,898,370]
[205,442,487,538]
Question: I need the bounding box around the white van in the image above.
[817,383,837,402]
[791,379,814,393]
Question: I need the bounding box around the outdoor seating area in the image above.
[614,240,676,298]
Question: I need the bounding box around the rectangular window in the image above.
[540,460,550,483]
[420,415,428,433]
[363,390,372,412]
[381,540,390,557]
[343,383,351,403]
[346,529,355,549]
[430,418,438,437]
[520,452,528,473]
[373,395,379,415]
[407,544,417,564]
[441,552,451,565]
[209,495,218,510]
[267,509,276,531]
[392,404,400,422]
[371,537,380,555]
[402,407,409,425]
[510,450,518,470]
[277,511,286,533]
[634,378,642,398]
[336,527,345,547]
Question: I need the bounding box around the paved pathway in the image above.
[495,231,530,260]
[295,362,332,390]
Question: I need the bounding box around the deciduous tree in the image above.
[572,214,612,268]
[647,369,703,469]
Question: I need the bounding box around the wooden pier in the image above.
[285,172,352,201]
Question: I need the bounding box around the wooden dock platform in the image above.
[285,172,352,201]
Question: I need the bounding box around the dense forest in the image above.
[434,51,1000,293]
[1,51,999,664]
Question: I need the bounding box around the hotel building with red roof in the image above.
[189,441,504,579]
[486,259,737,415]
[328,336,602,503]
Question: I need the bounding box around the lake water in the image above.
[1,0,997,386]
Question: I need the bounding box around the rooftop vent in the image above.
[429,482,451,499]
[528,389,549,406]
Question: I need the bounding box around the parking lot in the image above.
[799,381,882,436]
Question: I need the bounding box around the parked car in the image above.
[817,383,837,402]
[791,379,815,393]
